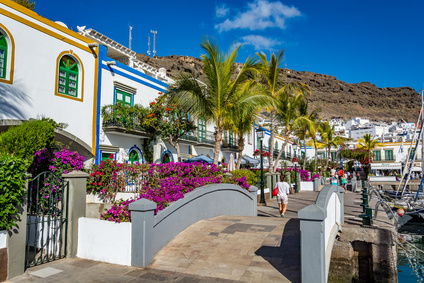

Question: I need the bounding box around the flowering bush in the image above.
[97,162,255,222]
[253,149,270,157]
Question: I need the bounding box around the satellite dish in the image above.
[55,21,68,28]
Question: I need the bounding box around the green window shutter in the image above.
[373,150,381,161]
[115,89,133,106]
[58,55,79,97]
[229,132,234,146]
[224,131,228,143]
[198,118,206,142]
[0,35,7,79]
[409,148,415,159]
[385,150,393,161]
[275,142,278,150]
[101,152,114,161]
[247,131,252,144]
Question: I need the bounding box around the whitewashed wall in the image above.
[77,218,132,266]
[0,2,96,150]
[0,230,6,249]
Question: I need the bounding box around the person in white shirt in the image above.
[276,175,290,218]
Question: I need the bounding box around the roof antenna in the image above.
[151,30,157,57]
[147,33,151,56]
[129,26,132,50]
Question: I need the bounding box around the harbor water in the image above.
[398,222,424,282]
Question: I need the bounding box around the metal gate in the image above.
[25,171,69,268]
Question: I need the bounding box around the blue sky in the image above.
[36,0,424,92]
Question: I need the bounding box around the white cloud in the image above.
[216,4,229,18]
[241,35,281,50]
[215,0,301,32]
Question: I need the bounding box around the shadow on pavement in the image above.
[254,218,300,283]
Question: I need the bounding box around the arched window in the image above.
[58,55,78,97]
[0,24,15,84]
[55,51,84,101]
[128,149,140,164]
[0,34,7,79]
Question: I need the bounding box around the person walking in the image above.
[341,173,348,192]
[276,174,290,218]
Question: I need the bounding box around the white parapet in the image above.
[0,230,6,249]
[77,218,132,266]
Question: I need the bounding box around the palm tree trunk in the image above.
[303,138,307,170]
[273,140,289,171]
[236,137,245,169]
[268,110,275,173]
[213,126,223,165]
[313,139,318,172]
[273,130,289,171]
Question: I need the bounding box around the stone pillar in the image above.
[63,171,89,258]
[314,178,320,191]
[6,181,28,280]
[153,144,162,164]
[351,176,357,192]
[249,186,258,216]
[129,199,157,267]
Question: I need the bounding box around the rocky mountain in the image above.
[136,54,421,123]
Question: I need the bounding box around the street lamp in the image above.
[293,142,299,193]
[256,127,266,206]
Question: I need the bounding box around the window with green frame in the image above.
[58,55,79,97]
[115,89,133,106]
[247,131,252,144]
[229,132,234,146]
[101,152,114,161]
[331,151,336,161]
[0,33,7,79]
[198,118,206,142]
[385,150,394,161]
[275,142,278,150]
[373,150,381,161]
[224,131,228,143]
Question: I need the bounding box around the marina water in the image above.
[398,222,424,282]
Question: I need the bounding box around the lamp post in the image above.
[293,142,299,193]
[256,127,266,206]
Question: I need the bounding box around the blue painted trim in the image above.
[95,45,108,165]
[128,145,144,164]
[101,60,168,90]
[113,86,116,105]
[161,149,174,163]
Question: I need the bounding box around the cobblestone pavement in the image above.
[6,191,338,283]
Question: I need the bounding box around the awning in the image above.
[411,166,422,172]
[242,155,260,164]
[371,163,402,170]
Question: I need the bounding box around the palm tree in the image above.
[357,133,380,162]
[255,50,311,172]
[170,40,267,164]
[226,83,265,169]
[293,100,320,170]
[316,121,349,171]
[305,114,321,172]
[273,91,312,171]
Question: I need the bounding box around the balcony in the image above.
[195,130,216,149]
[222,138,239,152]
[102,119,154,139]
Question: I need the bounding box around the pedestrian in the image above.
[330,166,336,177]
[356,171,360,181]
[276,174,290,218]
[331,174,338,186]
[341,173,348,192]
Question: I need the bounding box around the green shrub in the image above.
[0,120,55,163]
[230,169,257,186]
[0,154,29,230]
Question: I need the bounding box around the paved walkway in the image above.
[8,189,377,283]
